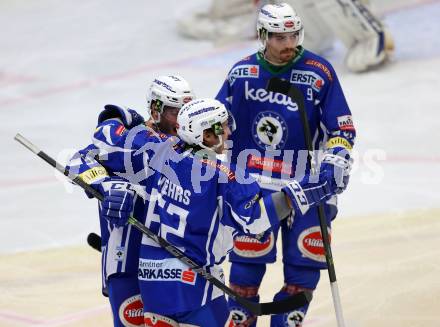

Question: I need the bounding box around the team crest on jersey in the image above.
[118,294,144,327]
[228,65,259,86]
[297,226,331,262]
[285,310,305,327]
[290,70,325,92]
[252,111,288,150]
[115,246,126,262]
[229,308,251,325]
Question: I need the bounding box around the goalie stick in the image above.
[14,133,312,316]
[266,77,346,326]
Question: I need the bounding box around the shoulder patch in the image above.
[305,59,333,82]
[200,158,236,181]
[228,65,260,86]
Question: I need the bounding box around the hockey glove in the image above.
[320,147,352,194]
[282,173,334,216]
[101,180,135,227]
[98,104,145,129]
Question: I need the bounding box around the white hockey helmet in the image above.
[257,3,304,49]
[146,75,195,122]
[177,98,229,150]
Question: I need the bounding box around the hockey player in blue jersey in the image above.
[215,3,356,326]
[67,75,195,327]
[97,98,351,326]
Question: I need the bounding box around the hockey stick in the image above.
[266,78,346,326]
[14,133,312,316]
[87,232,102,252]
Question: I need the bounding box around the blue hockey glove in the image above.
[320,147,352,194]
[101,180,134,227]
[282,173,334,216]
[98,104,145,129]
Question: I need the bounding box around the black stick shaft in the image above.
[289,87,337,283]
[265,79,337,280]
[266,78,346,326]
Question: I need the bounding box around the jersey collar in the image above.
[257,46,304,75]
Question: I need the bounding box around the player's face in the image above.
[203,121,231,154]
[158,106,180,135]
[265,32,299,64]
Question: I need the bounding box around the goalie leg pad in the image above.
[314,0,394,72]
[279,0,335,54]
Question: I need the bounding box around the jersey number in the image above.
[142,188,189,248]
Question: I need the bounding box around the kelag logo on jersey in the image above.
[290,70,325,92]
[252,111,288,150]
[245,81,298,111]
[138,258,196,285]
[228,65,259,86]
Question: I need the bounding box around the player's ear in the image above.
[151,109,159,121]
[202,129,211,144]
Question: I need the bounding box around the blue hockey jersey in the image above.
[216,47,356,192]
[66,118,158,288]
[70,117,291,314]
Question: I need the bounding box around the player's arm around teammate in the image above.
[100,99,351,326]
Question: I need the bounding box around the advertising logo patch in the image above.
[252,111,288,150]
[233,232,274,258]
[78,166,108,184]
[115,124,126,136]
[119,294,144,327]
[290,70,325,92]
[182,96,193,104]
[245,81,298,111]
[297,226,331,262]
[337,115,355,131]
[305,59,333,81]
[228,65,259,86]
[284,20,295,28]
[138,258,196,285]
[247,155,292,175]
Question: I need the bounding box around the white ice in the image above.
[1,0,439,254]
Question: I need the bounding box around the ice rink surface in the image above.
[1,0,440,326]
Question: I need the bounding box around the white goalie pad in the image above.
[313,0,394,72]
[274,0,335,54]
[177,0,258,44]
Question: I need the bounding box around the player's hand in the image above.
[101,180,134,227]
[282,173,334,216]
[98,104,145,129]
[320,147,352,194]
